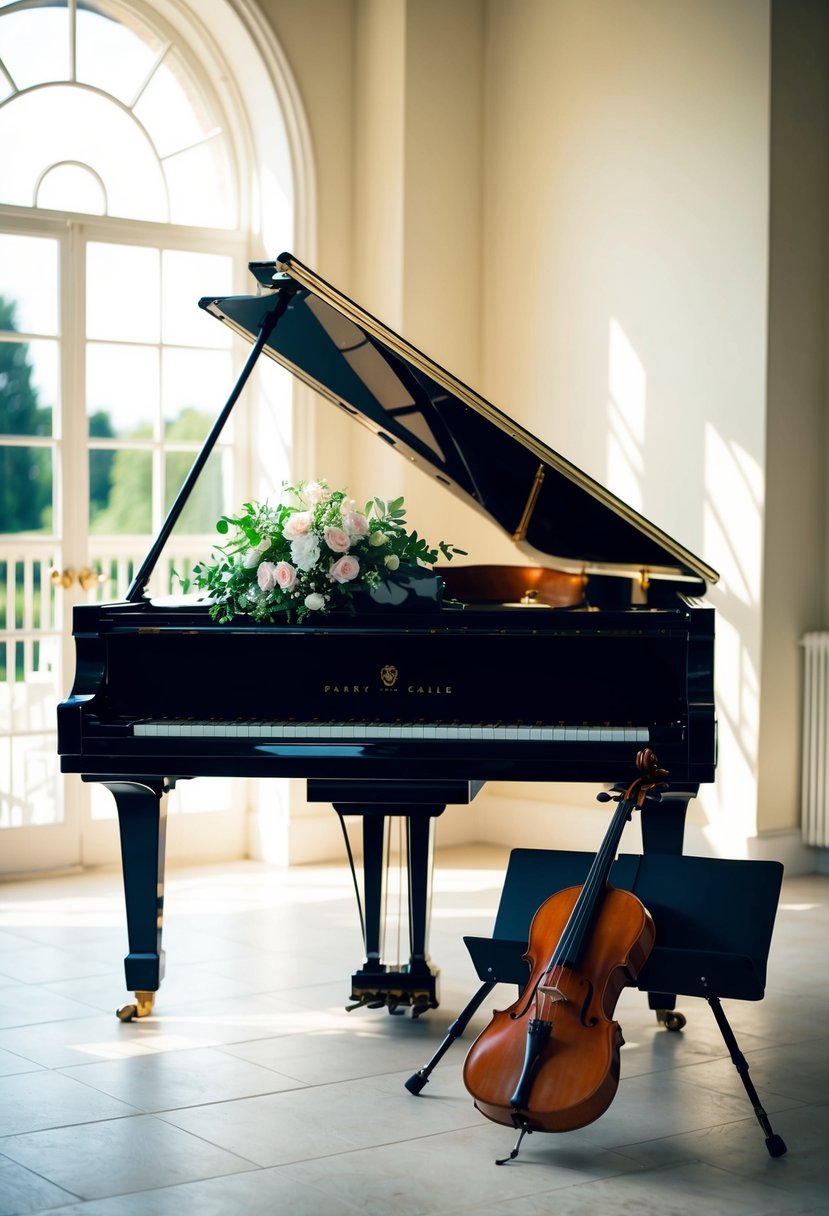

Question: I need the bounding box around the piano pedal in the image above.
[116,990,155,1021]
[346,985,438,1017]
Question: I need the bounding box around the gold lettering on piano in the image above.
[321,672,454,696]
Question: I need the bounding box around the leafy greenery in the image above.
[0,297,52,533]
[184,479,465,624]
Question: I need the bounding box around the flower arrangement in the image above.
[184,479,466,624]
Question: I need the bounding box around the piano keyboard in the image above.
[133,720,650,744]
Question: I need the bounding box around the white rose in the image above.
[304,592,326,610]
[384,554,400,571]
[369,531,387,547]
[290,532,321,571]
[303,482,328,506]
[243,548,260,568]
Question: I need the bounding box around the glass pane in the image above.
[87,342,158,438]
[0,9,70,90]
[0,734,61,828]
[163,348,233,440]
[161,250,233,347]
[0,234,59,335]
[0,639,59,734]
[76,6,163,105]
[0,339,57,436]
[0,85,167,219]
[165,142,236,229]
[89,449,151,534]
[165,445,230,534]
[37,163,106,215]
[0,445,53,533]
[87,243,160,343]
[133,46,216,159]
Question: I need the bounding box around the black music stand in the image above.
[405,848,787,1158]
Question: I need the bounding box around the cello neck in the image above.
[549,795,635,969]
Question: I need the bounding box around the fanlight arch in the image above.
[0,0,316,252]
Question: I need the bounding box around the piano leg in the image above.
[97,778,169,1020]
[335,803,444,1017]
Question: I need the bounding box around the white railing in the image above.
[86,536,213,602]
[0,538,62,828]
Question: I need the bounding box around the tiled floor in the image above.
[0,846,827,1215]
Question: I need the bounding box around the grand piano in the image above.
[57,253,717,1020]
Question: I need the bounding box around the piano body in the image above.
[57,253,717,1020]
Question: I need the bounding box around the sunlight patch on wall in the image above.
[703,423,763,607]
[700,421,765,854]
[606,317,646,513]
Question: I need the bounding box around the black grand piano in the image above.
[57,253,717,1020]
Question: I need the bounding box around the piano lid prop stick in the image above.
[126,287,297,602]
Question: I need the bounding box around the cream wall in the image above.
[252,0,823,870]
[759,0,829,846]
[478,0,772,861]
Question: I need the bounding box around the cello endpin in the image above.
[495,1123,532,1165]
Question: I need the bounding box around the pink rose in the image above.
[282,510,313,540]
[324,525,351,553]
[343,511,369,537]
[275,561,296,590]
[257,561,279,591]
[329,554,360,583]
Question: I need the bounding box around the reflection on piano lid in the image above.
[198,253,718,590]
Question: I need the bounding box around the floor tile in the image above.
[0,854,825,1216]
[0,1156,78,1216]
[0,1070,139,1136]
[23,1168,365,1216]
[59,1045,307,1111]
[0,1115,255,1200]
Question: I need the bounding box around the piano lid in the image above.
[199,253,718,587]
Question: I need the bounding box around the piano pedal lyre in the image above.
[116,990,156,1021]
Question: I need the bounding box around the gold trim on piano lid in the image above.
[274,253,719,587]
[512,464,546,542]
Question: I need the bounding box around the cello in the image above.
[462,748,664,1162]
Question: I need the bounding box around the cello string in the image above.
[515,783,645,1024]
[529,803,625,1021]
[535,794,634,1015]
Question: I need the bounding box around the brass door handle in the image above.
[79,567,104,591]
[50,567,75,588]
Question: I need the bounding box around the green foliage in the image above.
[0,296,52,533]
[187,479,466,624]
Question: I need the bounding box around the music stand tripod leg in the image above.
[705,991,787,1158]
[404,980,497,1094]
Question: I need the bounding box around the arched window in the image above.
[0,0,309,870]
[0,0,238,225]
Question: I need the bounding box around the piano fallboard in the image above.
[59,597,715,785]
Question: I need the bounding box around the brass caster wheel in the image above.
[116,990,155,1021]
[656,1008,686,1032]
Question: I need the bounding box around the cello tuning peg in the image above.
[596,791,614,803]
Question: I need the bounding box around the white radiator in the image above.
[802,631,829,847]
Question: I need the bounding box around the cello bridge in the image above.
[537,984,567,1003]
